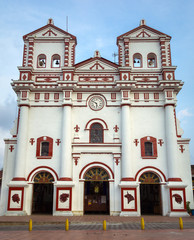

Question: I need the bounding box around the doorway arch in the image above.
[84,167,110,214]
[32,171,54,214]
[139,172,162,215]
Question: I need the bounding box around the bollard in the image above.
[65,218,69,231]
[141,217,145,230]
[29,219,32,232]
[103,220,106,231]
[179,217,183,230]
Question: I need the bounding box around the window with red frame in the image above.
[36,136,53,158]
[140,136,157,158]
[52,54,60,68]
[37,54,46,68]
[90,123,103,143]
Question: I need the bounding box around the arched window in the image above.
[36,136,53,159]
[90,123,103,143]
[147,53,157,67]
[133,53,142,68]
[51,54,60,68]
[37,54,46,68]
[140,136,157,158]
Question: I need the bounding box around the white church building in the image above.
[0,19,193,216]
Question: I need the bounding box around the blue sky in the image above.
[0,0,194,168]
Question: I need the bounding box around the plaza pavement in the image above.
[0,215,194,240]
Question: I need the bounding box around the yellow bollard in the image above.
[103,220,106,231]
[65,218,69,231]
[141,217,145,230]
[29,219,32,232]
[179,217,183,230]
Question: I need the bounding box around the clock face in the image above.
[89,96,104,111]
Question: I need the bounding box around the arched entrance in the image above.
[84,167,109,214]
[32,171,54,214]
[140,172,162,215]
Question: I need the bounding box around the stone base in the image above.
[167,211,190,217]
[5,211,27,216]
[53,211,73,216]
[120,211,140,217]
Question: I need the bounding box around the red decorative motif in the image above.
[12,194,20,204]
[42,29,57,37]
[113,125,119,133]
[74,157,79,166]
[29,138,35,145]
[123,74,127,80]
[134,139,139,146]
[66,74,70,80]
[22,74,27,80]
[115,158,120,165]
[56,139,61,146]
[158,139,164,146]
[124,192,134,204]
[9,145,14,152]
[167,74,172,80]
[179,145,185,153]
[60,193,69,203]
[172,194,183,204]
[74,125,80,132]
[90,62,104,70]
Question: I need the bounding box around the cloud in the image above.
[177,108,193,121]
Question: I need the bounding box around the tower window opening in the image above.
[145,142,153,156]
[148,53,157,67]
[133,53,142,67]
[52,54,60,68]
[38,54,46,68]
[41,142,49,156]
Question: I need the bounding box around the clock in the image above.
[89,96,104,111]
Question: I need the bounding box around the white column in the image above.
[164,104,179,180]
[121,104,133,180]
[14,106,29,180]
[60,104,72,180]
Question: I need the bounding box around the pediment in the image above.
[23,23,76,41]
[75,57,118,72]
[117,24,171,40]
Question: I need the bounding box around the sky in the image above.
[0,0,194,169]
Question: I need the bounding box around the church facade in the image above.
[0,19,193,216]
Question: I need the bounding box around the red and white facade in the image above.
[0,19,193,216]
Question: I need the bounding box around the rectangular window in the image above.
[44,93,49,101]
[111,93,116,100]
[134,93,139,100]
[144,93,149,100]
[35,93,40,102]
[77,93,82,100]
[22,91,27,99]
[154,93,159,100]
[167,91,172,98]
[123,91,128,98]
[65,91,70,98]
[54,93,59,102]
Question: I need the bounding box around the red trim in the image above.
[27,166,59,181]
[168,178,182,182]
[135,166,167,182]
[79,162,114,180]
[12,177,26,181]
[36,136,53,158]
[7,187,24,211]
[170,188,186,212]
[85,118,108,130]
[59,177,72,181]
[56,187,72,211]
[74,56,118,68]
[121,188,137,211]
[121,178,135,181]
[140,136,157,158]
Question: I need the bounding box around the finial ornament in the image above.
[48,18,54,25]
[94,50,101,58]
[140,19,146,26]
